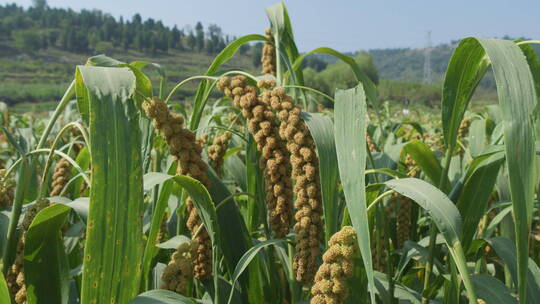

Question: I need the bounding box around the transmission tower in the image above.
[423,31,432,83]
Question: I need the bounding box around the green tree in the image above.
[206,24,222,53]
[303,53,379,95]
[88,32,100,51]
[177,29,185,51]
[94,41,114,54]
[239,42,250,55]
[13,30,41,53]
[186,31,196,51]
[31,0,47,10]
[122,25,133,50]
[48,30,59,46]
[132,13,142,25]
[355,52,379,84]
[195,21,204,51]
[302,56,327,72]
[171,25,180,49]
[251,42,263,67]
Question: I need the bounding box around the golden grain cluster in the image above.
[143,97,212,280]
[394,194,412,248]
[371,237,385,272]
[393,152,419,249]
[208,131,232,176]
[259,81,323,284]
[311,226,357,304]
[217,76,293,238]
[367,134,377,153]
[261,28,276,76]
[458,117,471,138]
[371,216,389,272]
[404,154,419,178]
[50,158,71,196]
[161,240,198,294]
[0,169,14,208]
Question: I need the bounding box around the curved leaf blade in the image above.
[478,38,537,303]
[442,38,538,302]
[0,271,9,304]
[385,178,477,301]
[128,290,194,304]
[457,152,504,249]
[470,274,518,304]
[402,140,445,187]
[76,66,144,304]
[170,175,221,301]
[24,204,71,304]
[486,237,540,303]
[293,47,377,107]
[334,84,375,302]
[441,38,490,150]
[385,178,462,250]
[155,235,191,250]
[227,239,286,304]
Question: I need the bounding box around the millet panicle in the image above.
[311,226,357,304]
[143,97,212,280]
[50,158,71,197]
[394,193,412,249]
[367,134,377,153]
[458,117,471,138]
[0,169,15,208]
[392,153,419,249]
[259,80,324,284]
[216,76,293,238]
[261,28,276,75]
[161,240,198,295]
[208,131,232,176]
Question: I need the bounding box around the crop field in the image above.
[0,3,539,304]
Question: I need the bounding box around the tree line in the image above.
[0,1,245,55]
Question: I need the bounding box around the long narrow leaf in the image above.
[442,38,537,302]
[402,140,445,187]
[0,271,10,304]
[128,290,194,304]
[478,39,537,302]
[385,178,476,301]
[334,84,375,302]
[457,152,504,249]
[227,239,286,304]
[76,66,144,304]
[171,175,220,301]
[470,274,518,304]
[486,237,540,303]
[292,47,377,107]
[24,204,71,304]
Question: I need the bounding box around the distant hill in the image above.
[369,44,454,83]
[0,3,247,56]
[303,39,540,106]
[312,39,539,85]
[368,40,540,84]
[0,3,262,105]
[0,46,257,106]
[1,2,538,108]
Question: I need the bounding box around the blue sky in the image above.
[2,0,539,51]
